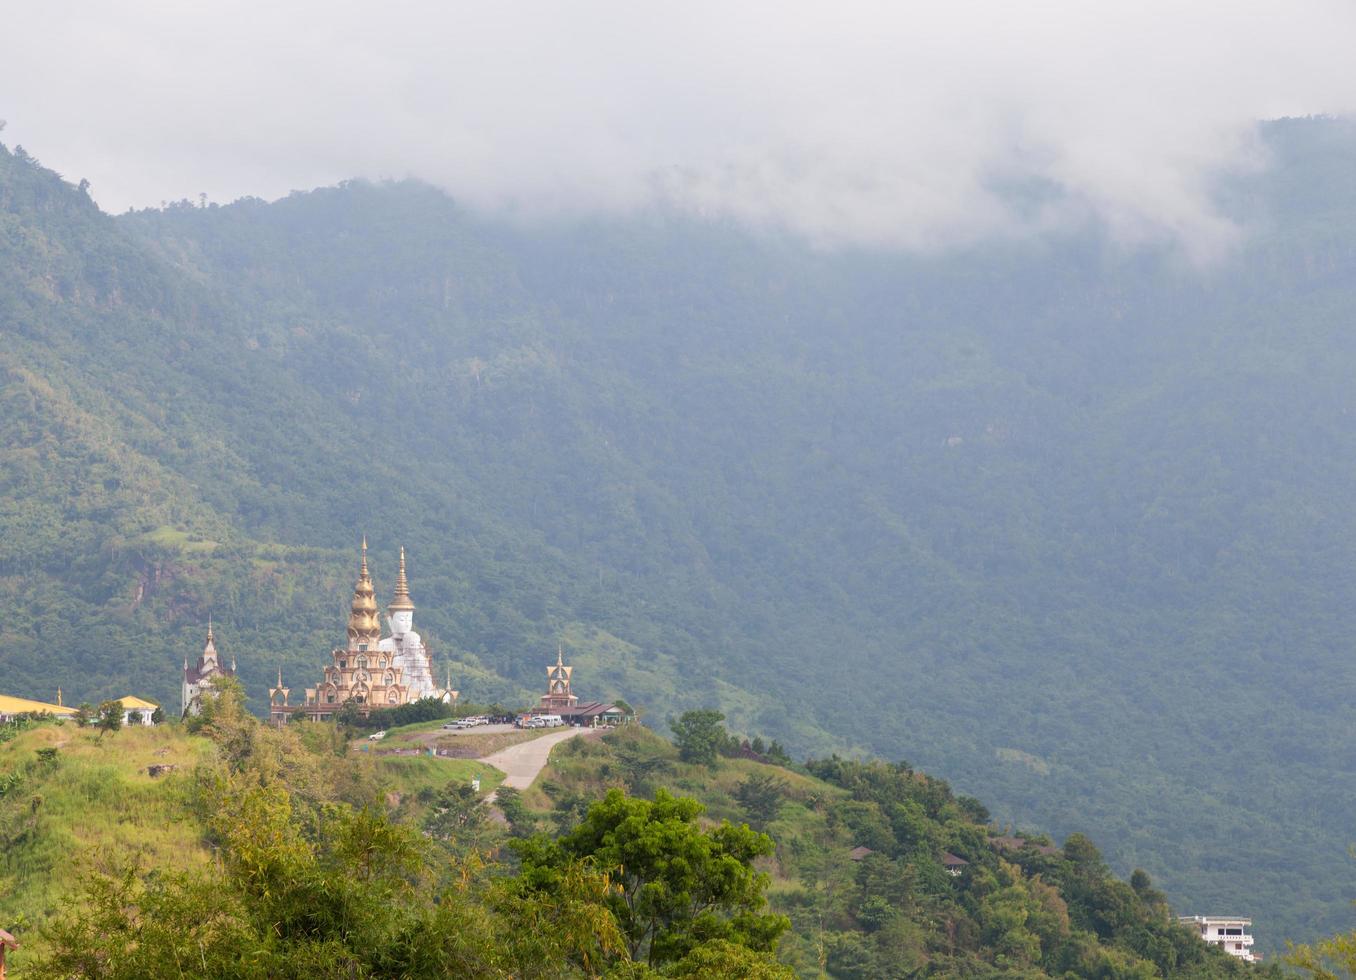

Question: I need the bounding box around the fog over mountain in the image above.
[5,1,1355,255]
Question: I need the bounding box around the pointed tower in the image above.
[289,538,409,721]
[540,643,578,713]
[202,617,218,669]
[268,667,291,725]
[184,618,236,718]
[389,546,415,616]
[346,537,382,652]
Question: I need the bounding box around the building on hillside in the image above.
[272,539,407,723]
[270,540,457,724]
[0,693,77,723]
[182,619,236,717]
[530,646,630,727]
[1178,916,1259,962]
[537,645,579,715]
[117,696,159,725]
[941,852,970,876]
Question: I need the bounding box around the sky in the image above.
[3,1,1355,257]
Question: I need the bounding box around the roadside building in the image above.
[558,701,628,728]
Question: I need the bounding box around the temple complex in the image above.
[182,619,236,717]
[270,539,453,723]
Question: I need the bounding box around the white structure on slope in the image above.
[1178,916,1258,962]
[182,619,235,717]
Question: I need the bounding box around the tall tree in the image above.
[517,788,788,967]
[669,710,728,767]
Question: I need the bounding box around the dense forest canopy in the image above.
[1,118,1354,949]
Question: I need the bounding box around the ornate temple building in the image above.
[532,644,629,727]
[270,540,450,724]
[539,644,579,714]
[182,619,236,717]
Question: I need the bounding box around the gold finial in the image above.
[207,616,214,642]
[389,545,415,611]
[57,687,63,707]
[277,666,283,688]
[557,642,565,667]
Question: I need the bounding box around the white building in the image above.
[378,547,438,701]
[117,696,160,725]
[1178,916,1258,962]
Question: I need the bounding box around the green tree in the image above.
[1289,925,1356,978]
[517,788,787,967]
[423,782,488,852]
[150,705,165,725]
[669,710,728,767]
[733,773,784,831]
[95,700,123,740]
[73,702,93,727]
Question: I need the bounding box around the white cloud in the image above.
[3,0,1354,255]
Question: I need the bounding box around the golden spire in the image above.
[346,536,381,647]
[203,618,217,660]
[57,687,63,707]
[557,642,565,667]
[389,546,415,612]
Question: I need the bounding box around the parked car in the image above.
[368,731,386,741]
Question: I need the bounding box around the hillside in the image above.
[0,708,1278,977]
[2,119,1356,946]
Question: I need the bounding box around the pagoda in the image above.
[538,644,579,714]
[272,539,410,722]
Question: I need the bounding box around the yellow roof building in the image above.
[117,696,160,711]
[0,694,77,718]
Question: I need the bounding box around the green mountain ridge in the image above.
[1,119,1355,948]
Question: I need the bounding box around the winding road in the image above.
[479,726,589,790]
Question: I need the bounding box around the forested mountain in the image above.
[2,118,1355,949]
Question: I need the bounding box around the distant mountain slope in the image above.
[2,119,1355,947]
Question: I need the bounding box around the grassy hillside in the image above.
[0,709,1276,977]
[2,121,1356,946]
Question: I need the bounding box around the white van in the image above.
[537,714,563,728]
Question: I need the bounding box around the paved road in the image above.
[480,727,588,790]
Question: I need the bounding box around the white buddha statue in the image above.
[379,547,436,700]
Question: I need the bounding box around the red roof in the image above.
[849,846,875,861]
